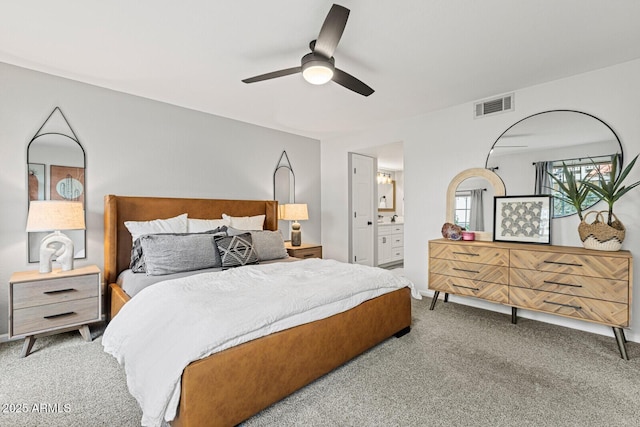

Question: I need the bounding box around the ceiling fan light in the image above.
[302,64,334,85]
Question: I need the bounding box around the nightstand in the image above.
[8,265,102,357]
[285,242,323,259]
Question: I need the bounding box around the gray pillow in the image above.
[214,233,258,269]
[139,233,222,275]
[249,230,288,261]
[130,227,227,273]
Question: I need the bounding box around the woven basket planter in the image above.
[578,210,625,251]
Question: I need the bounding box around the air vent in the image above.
[474,93,514,118]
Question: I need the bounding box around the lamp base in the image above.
[39,231,74,273]
[291,230,302,246]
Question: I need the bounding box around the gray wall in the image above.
[0,62,320,338]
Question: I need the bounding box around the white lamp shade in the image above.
[279,204,309,221]
[26,201,86,232]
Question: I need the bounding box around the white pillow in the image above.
[187,217,231,233]
[221,213,265,231]
[124,213,188,242]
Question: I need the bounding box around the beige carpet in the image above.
[1,297,638,426]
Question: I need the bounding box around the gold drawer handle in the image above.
[453,267,480,274]
[543,300,582,310]
[543,260,583,267]
[543,280,582,288]
[452,252,479,257]
[43,288,77,295]
[43,311,76,320]
[452,284,479,291]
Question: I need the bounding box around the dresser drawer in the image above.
[12,274,99,310]
[429,273,508,303]
[430,258,509,285]
[509,287,628,327]
[510,268,628,303]
[430,242,509,266]
[510,250,629,280]
[12,297,99,337]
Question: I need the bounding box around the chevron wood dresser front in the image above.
[428,238,633,359]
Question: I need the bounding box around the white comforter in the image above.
[102,258,420,427]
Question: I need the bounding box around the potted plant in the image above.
[547,154,640,251]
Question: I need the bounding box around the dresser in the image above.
[378,223,404,266]
[428,239,633,359]
[8,265,102,357]
[285,242,323,259]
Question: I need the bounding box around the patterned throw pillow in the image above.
[214,233,258,268]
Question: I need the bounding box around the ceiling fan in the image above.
[242,4,374,97]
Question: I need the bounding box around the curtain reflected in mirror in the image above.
[486,110,622,218]
[26,107,86,263]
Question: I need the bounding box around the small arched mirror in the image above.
[486,110,622,218]
[27,107,86,262]
[273,151,295,234]
[446,168,505,241]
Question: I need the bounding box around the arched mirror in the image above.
[273,150,295,234]
[27,107,86,262]
[446,168,505,241]
[485,110,622,218]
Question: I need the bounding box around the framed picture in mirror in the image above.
[50,165,85,205]
[493,195,551,244]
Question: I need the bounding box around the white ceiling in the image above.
[2,1,640,141]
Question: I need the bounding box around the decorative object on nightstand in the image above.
[26,200,85,273]
[280,203,309,246]
[285,242,322,259]
[8,265,102,358]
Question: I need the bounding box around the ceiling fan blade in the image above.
[242,67,301,83]
[333,68,374,97]
[313,4,350,58]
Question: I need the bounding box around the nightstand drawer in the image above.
[12,274,99,309]
[12,297,99,337]
[290,247,322,259]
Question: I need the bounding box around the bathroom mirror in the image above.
[446,168,505,241]
[378,180,396,212]
[27,107,86,262]
[485,110,622,218]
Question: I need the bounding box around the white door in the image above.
[349,153,375,266]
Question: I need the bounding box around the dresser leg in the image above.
[79,325,92,342]
[613,328,629,360]
[429,291,440,310]
[444,293,449,303]
[20,336,36,358]
[511,307,518,324]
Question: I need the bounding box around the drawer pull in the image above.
[543,300,582,310]
[302,254,315,258]
[453,252,479,257]
[43,288,77,295]
[543,260,583,267]
[543,280,582,288]
[452,284,480,291]
[43,311,76,320]
[452,267,480,274]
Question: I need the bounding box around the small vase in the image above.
[578,211,625,251]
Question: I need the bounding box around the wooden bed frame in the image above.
[104,195,412,427]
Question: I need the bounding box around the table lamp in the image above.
[26,201,86,273]
[280,203,309,246]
